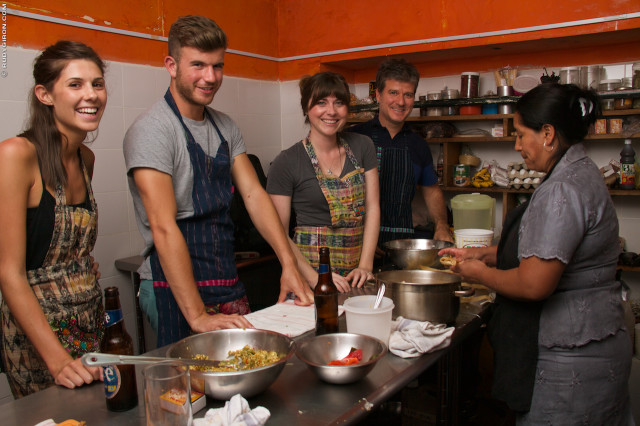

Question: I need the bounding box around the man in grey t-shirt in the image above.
[123,15,312,346]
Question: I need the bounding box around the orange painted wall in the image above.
[276,0,640,81]
[5,0,640,82]
[6,0,281,79]
[278,0,638,56]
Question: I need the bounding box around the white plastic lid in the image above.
[461,72,479,76]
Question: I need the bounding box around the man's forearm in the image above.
[152,224,205,325]
[422,185,448,228]
[245,188,298,268]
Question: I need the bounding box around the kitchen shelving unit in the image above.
[348,91,640,223]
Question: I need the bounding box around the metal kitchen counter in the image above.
[1,299,489,426]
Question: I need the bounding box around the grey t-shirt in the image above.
[266,132,376,226]
[123,98,246,278]
[518,143,623,348]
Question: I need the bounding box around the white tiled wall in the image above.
[1,45,639,352]
[0,46,303,354]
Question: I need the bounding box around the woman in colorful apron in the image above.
[268,72,379,292]
[149,89,250,347]
[0,41,107,398]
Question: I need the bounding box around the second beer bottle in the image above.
[314,247,339,335]
[101,287,138,411]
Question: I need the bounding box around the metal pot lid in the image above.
[375,270,461,285]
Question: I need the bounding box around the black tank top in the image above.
[26,178,91,271]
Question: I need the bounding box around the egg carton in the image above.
[507,162,545,189]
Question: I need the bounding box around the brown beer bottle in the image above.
[101,287,138,411]
[314,247,339,335]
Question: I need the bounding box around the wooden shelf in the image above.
[601,109,640,117]
[347,106,640,223]
[618,265,640,272]
[609,190,640,196]
[586,134,640,141]
[428,136,515,143]
[442,185,533,194]
[348,95,640,113]
[446,186,640,196]
[406,114,514,122]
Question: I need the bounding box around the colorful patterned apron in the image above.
[293,137,366,276]
[150,89,249,347]
[370,129,416,245]
[0,155,103,398]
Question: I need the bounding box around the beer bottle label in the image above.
[103,365,121,399]
[318,264,329,274]
[104,309,123,327]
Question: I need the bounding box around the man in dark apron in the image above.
[123,16,312,347]
[348,58,452,252]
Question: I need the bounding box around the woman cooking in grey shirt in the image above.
[440,83,632,425]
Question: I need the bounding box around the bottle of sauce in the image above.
[620,139,636,190]
[101,287,138,411]
[314,247,339,335]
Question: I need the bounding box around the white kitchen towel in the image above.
[245,300,344,338]
[193,394,270,426]
[388,316,455,358]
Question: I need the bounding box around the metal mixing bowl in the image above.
[295,333,386,384]
[384,239,454,269]
[166,329,294,400]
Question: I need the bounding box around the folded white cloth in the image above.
[388,316,455,358]
[193,394,270,426]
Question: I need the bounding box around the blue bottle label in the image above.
[103,365,121,399]
[104,309,123,327]
[318,264,329,274]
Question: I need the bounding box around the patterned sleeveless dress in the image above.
[0,155,104,398]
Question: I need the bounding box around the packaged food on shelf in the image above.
[609,118,623,134]
[614,97,633,110]
[487,161,509,188]
[491,125,504,137]
[507,162,545,189]
[453,164,471,187]
[594,119,607,135]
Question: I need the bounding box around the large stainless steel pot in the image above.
[375,270,474,324]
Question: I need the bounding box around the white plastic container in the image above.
[454,229,494,248]
[343,296,394,345]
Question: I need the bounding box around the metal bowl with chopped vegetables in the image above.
[295,333,386,384]
[166,329,294,400]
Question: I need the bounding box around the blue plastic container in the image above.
[482,103,498,114]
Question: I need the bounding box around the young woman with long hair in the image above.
[0,40,108,397]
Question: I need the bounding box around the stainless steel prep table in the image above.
[0,296,489,426]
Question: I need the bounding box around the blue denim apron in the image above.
[369,129,415,245]
[150,89,249,346]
